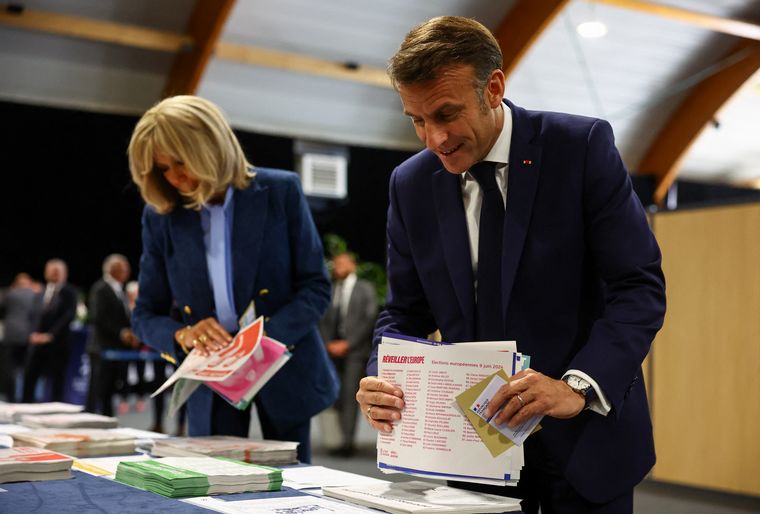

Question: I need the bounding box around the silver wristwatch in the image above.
[563,375,596,408]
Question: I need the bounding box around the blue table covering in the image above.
[0,470,217,513]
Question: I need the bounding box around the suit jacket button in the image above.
[259,288,269,296]
[183,305,192,315]
[160,352,177,365]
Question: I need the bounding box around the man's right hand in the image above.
[356,376,405,433]
[29,332,52,345]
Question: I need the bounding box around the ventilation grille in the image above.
[299,152,347,199]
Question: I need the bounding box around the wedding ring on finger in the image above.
[198,334,208,343]
[191,338,199,347]
[367,405,373,419]
[516,394,525,408]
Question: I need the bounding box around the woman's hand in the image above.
[175,317,233,356]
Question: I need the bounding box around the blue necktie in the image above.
[469,161,504,340]
[208,205,238,331]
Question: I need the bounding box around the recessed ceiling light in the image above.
[577,20,608,38]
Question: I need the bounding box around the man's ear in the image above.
[486,69,506,108]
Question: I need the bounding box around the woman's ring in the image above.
[198,334,208,343]
[516,394,525,407]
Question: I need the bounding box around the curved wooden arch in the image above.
[637,40,760,205]
[162,0,236,97]
[493,0,570,79]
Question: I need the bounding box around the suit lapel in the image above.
[502,101,541,322]
[432,169,475,337]
[231,182,269,317]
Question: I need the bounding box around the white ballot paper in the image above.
[376,334,524,486]
[282,465,389,490]
[183,495,376,513]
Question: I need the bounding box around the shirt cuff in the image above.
[563,369,611,416]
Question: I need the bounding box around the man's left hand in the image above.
[327,339,350,358]
[484,368,585,428]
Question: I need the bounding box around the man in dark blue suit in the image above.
[356,16,666,513]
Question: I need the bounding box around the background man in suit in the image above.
[23,258,79,402]
[355,16,666,513]
[320,252,377,456]
[0,273,41,402]
[85,254,138,416]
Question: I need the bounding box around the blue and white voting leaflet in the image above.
[469,373,543,446]
[376,334,525,486]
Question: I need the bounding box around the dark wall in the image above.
[0,100,414,293]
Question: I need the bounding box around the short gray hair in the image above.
[102,254,128,277]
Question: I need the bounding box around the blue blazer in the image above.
[133,168,339,435]
[368,100,666,503]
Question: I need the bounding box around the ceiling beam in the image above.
[0,4,191,52]
[0,1,571,91]
[0,3,390,89]
[215,42,391,88]
[163,0,236,97]
[637,41,760,205]
[494,0,570,78]
[597,0,760,41]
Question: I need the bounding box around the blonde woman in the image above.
[128,95,338,463]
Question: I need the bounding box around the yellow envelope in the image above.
[455,369,540,457]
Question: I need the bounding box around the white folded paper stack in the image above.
[323,480,521,513]
[152,436,298,465]
[0,402,83,423]
[20,412,119,429]
[0,446,74,483]
[11,428,136,457]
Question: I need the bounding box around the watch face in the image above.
[566,375,589,394]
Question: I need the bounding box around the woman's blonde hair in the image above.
[128,95,253,213]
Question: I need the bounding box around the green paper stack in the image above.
[115,456,282,498]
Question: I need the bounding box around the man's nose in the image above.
[425,123,447,149]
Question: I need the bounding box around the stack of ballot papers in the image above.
[115,456,282,497]
[73,454,151,479]
[110,427,170,453]
[20,412,119,429]
[376,334,535,486]
[0,402,83,423]
[0,447,74,483]
[11,428,136,457]
[0,423,29,449]
[322,480,521,513]
[152,436,298,465]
